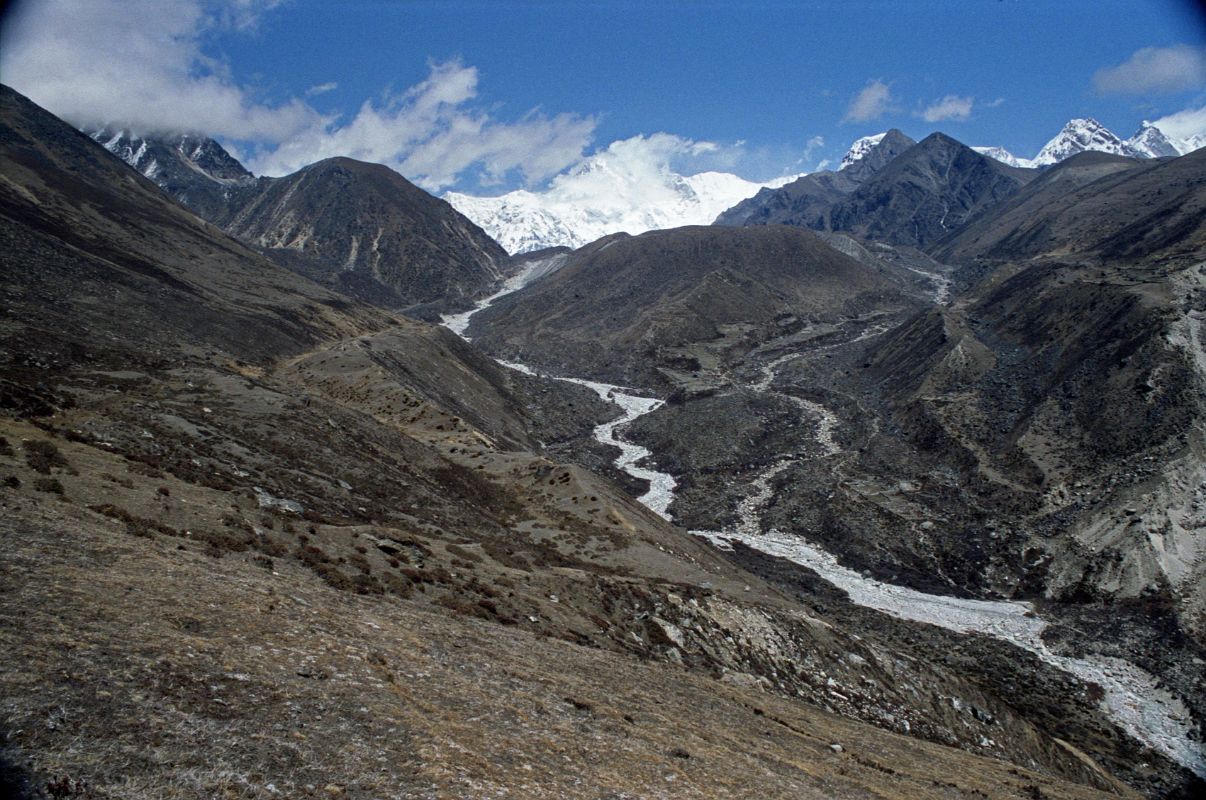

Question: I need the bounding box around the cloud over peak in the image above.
[1094,45,1206,94]
[843,79,892,123]
[918,95,974,123]
[249,60,596,188]
[0,0,595,190]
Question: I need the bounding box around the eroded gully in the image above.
[441,256,1204,779]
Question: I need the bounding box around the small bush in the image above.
[380,573,414,598]
[0,436,13,457]
[33,477,64,494]
[87,504,176,538]
[297,544,331,567]
[194,527,253,554]
[25,440,69,474]
[446,543,483,563]
[259,537,289,557]
[311,562,354,591]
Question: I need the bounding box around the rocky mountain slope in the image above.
[468,225,926,388]
[467,123,1206,797]
[932,148,1206,266]
[825,133,1035,247]
[83,130,511,314]
[715,129,916,228]
[209,157,510,312]
[720,132,1035,249]
[89,128,255,220]
[4,84,1157,799]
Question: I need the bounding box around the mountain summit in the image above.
[1032,118,1134,165]
[445,147,801,254]
[975,117,1201,169]
[90,128,255,219]
[88,130,509,312]
[838,129,917,179]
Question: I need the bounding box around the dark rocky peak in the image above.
[216,155,510,313]
[89,127,255,219]
[824,132,1035,248]
[713,130,914,228]
[840,128,917,181]
[89,128,254,183]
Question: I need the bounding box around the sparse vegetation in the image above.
[33,477,64,494]
[24,439,69,474]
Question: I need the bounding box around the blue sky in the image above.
[3,0,1205,191]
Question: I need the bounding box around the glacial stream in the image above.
[442,257,1205,779]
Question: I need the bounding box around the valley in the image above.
[440,252,1206,785]
[2,77,1204,800]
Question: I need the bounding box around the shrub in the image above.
[25,440,69,474]
[33,477,64,494]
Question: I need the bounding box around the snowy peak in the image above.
[840,133,886,170]
[91,128,254,185]
[976,117,1203,169]
[972,146,1033,169]
[445,139,802,253]
[1032,118,1133,166]
[443,190,582,255]
[89,128,256,220]
[839,129,916,179]
[1126,122,1182,159]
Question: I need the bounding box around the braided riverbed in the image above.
[443,257,1204,779]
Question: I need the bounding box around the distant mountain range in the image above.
[446,116,1200,253]
[715,129,1034,250]
[92,116,1201,258]
[971,118,1202,168]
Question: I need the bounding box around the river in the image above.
[442,256,1205,779]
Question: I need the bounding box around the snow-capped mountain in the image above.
[839,133,887,170]
[90,128,256,219]
[446,140,801,253]
[92,128,254,185]
[974,117,1203,169]
[971,146,1034,169]
[1125,121,1183,158]
[1031,118,1133,165]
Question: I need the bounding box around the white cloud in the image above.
[918,95,975,122]
[305,82,338,97]
[1151,105,1206,141]
[249,60,596,188]
[0,0,595,189]
[1094,45,1206,94]
[843,80,892,123]
[0,0,323,141]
